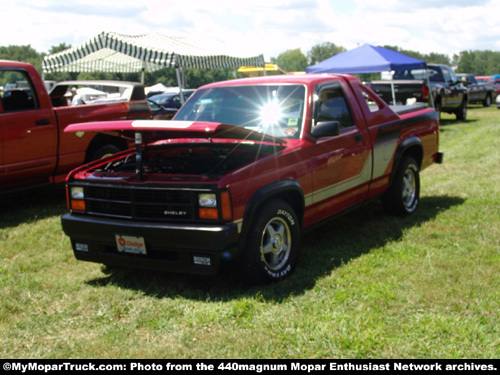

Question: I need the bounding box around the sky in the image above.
[2,0,500,62]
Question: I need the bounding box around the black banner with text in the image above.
[2,359,498,374]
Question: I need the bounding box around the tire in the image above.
[455,99,467,121]
[242,200,300,283]
[88,144,122,162]
[434,101,441,120]
[382,156,420,216]
[483,94,491,107]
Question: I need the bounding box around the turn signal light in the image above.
[71,200,86,212]
[199,208,219,220]
[220,191,232,221]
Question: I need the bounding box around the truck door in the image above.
[309,83,371,221]
[442,67,463,107]
[0,69,57,189]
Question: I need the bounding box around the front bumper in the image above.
[61,213,239,275]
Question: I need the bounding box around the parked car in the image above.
[492,76,500,97]
[149,90,194,108]
[371,64,468,120]
[61,74,442,283]
[148,90,195,119]
[475,76,500,96]
[457,74,496,106]
[496,94,500,109]
[148,99,178,120]
[0,61,150,193]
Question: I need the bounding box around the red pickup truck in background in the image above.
[0,60,150,193]
[61,74,443,283]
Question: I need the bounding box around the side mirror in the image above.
[311,121,341,139]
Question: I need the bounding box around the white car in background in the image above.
[496,94,500,109]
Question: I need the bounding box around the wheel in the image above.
[88,144,122,162]
[483,94,491,107]
[242,200,300,283]
[382,156,420,216]
[434,101,441,120]
[455,100,467,121]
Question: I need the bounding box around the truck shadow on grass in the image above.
[87,195,465,301]
[0,185,67,229]
[439,115,479,128]
[438,117,477,127]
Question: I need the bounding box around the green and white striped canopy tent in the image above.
[42,31,266,88]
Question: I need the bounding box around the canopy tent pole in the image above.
[426,70,435,108]
[175,55,185,104]
[391,71,396,105]
[141,62,146,84]
[176,68,184,103]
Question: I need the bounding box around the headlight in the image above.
[197,192,232,221]
[198,193,217,208]
[69,186,85,212]
[71,187,85,200]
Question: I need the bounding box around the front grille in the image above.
[83,185,196,222]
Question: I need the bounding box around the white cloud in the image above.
[1,0,499,61]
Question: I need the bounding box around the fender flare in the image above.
[238,179,305,251]
[389,137,423,186]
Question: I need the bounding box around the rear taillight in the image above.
[422,85,429,101]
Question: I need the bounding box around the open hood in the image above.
[65,120,285,145]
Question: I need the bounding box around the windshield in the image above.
[174,85,306,139]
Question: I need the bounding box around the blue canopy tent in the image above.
[306,44,431,106]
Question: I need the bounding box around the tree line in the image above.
[1,42,499,89]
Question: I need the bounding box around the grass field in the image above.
[1,105,499,359]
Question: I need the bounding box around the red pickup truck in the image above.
[0,60,150,193]
[61,74,443,283]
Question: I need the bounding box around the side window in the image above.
[447,68,458,84]
[442,68,451,84]
[359,84,383,113]
[315,87,354,130]
[0,70,38,112]
[428,67,444,82]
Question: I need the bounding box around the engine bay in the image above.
[94,142,283,177]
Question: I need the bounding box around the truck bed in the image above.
[389,104,428,115]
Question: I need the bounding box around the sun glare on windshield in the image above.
[260,100,282,127]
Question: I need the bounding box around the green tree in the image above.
[49,43,71,54]
[381,45,451,65]
[425,52,451,65]
[271,49,308,73]
[143,67,235,89]
[456,50,500,75]
[307,42,346,65]
[0,45,42,71]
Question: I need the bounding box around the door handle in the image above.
[354,133,363,142]
[35,119,51,126]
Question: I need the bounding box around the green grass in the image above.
[1,105,499,358]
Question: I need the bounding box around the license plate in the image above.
[115,234,147,255]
